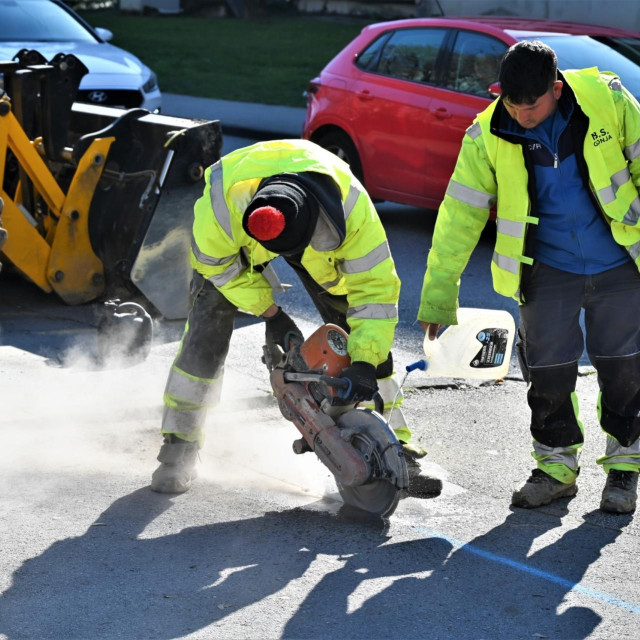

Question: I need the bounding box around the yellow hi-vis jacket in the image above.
[190,139,401,366]
[418,67,640,326]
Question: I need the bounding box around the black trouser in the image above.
[517,261,640,476]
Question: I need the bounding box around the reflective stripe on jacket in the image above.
[418,67,640,325]
[190,139,400,366]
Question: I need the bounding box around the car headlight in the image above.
[142,72,158,94]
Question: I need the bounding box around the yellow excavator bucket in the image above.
[0,50,222,320]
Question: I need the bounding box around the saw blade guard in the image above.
[336,408,409,517]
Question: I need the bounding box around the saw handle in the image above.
[283,372,385,413]
[318,374,349,389]
[324,376,385,414]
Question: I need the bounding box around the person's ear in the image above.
[552,80,563,100]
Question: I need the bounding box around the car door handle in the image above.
[357,90,374,101]
[433,107,452,119]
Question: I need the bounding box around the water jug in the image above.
[422,307,515,380]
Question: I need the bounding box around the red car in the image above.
[302,17,640,211]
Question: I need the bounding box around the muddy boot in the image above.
[511,468,577,508]
[401,443,442,498]
[151,435,200,494]
[600,470,638,514]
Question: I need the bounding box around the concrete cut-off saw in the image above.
[263,324,408,518]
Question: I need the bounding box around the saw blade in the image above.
[335,408,408,517]
[337,480,400,517]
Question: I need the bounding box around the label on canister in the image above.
[469,328,509,368]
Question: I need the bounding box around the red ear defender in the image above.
[246,206,286,241]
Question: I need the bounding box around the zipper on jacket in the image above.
[553,152,558,169]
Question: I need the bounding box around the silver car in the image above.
[0,0,161,112]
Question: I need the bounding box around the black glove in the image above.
[264,307,304,352]
[337,361,378,403]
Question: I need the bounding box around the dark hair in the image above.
[499,40,557,104]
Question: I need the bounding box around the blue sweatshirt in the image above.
[500,99,629,274]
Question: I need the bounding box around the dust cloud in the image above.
[0,324,337,505]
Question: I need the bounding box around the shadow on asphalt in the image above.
[0,486,631,639]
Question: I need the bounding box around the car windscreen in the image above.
[520,34,640,101]
[0,0,97,43]
[593,36,640,66]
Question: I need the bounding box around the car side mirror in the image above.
[95,27,114,42]
[488,81,501,98]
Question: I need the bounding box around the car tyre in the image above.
[316,131,364,185]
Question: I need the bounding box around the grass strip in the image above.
[78,11,367,106]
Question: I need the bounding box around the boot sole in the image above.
[511,483,578,509]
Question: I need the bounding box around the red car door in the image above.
[350,27,448,207]
[426,30,508,208]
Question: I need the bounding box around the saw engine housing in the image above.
[267,324,408,516]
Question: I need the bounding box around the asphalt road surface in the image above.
[0,135,638,640]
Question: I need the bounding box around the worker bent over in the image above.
[151,139,441,499]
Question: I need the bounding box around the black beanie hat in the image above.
[242,175,319,256]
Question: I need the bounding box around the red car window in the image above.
[445,31,508,97]
[374,28,448,85]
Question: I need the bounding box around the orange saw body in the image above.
[264,324,408,517]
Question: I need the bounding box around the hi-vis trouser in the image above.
[517,261,640,484]
[162,266,411,446]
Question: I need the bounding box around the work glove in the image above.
[337,361,378,404]
[264,307,304,353]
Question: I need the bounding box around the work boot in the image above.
[401,443,442,498]
[151,435,200,494]
[600,469,638,514]
[511,468,577,508]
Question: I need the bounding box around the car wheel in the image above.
[316,131,364,185]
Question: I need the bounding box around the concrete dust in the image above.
[196,371,338,501]
[0,320,340,505]
[0,342,166,482]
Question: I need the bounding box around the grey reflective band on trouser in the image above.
[163,406,208,435]
[492,251,519,274]
[466,122,482,139]
[207,253,244,287]
[605,435,640,458]
[191,236,236,267]
[344,183,361,219]
[534,443,580,470]
[208,161,234,240]
[346,303,398,319]
[165,369,218,406]
[605,456,640,466]
[626,137,640,162]
[496,218,525,238]
[340,241,391,274]
[446,179,495,210]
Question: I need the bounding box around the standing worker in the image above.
[151,139,441,499]
[418,41,640,514]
